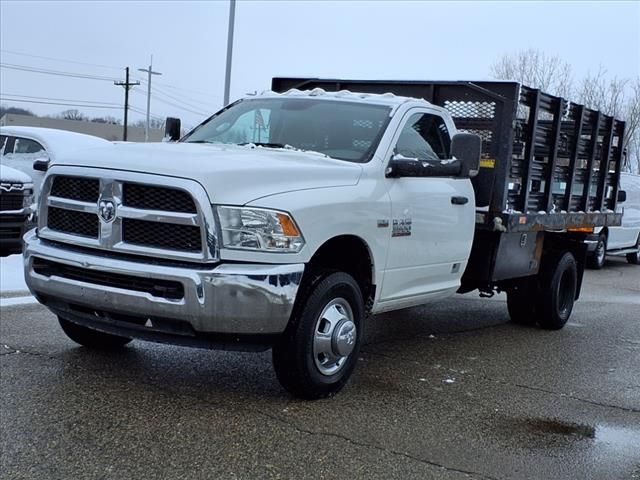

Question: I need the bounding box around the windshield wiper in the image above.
[238,142,287,149]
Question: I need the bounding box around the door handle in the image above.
[451,196,469,205]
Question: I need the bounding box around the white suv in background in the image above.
[589,172,640,267]
[0,126,109,200]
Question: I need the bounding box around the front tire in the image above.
[272,272,363,399]
[587,233,607,269]
[58,316,133,349]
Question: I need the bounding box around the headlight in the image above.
[216,206,305,253]
[23,190,34,209]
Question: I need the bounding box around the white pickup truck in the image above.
[24,79,626,399]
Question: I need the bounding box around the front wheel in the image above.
[272,272,364,399]
[58,316,133,349]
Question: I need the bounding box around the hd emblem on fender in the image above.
[392,218,412,237]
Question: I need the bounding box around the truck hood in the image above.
[55,142,363,204]
[1,164,33,185]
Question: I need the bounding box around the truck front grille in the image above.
[0,194,24,211]
[50,177,100,202]
[123,218,202,251]
[123,183,197,213]
[40,171,216,262]
[48,207,99,238]
[33,258,184,300]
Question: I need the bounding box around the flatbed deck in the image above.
[271,78,626,233]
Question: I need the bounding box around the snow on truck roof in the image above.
[0,126,109,160]
[257,88,434,109]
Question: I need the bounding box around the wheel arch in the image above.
[305,234,376,312]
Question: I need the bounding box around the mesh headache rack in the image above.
[271,78,626,232]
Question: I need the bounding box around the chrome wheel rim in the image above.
[313,298,356,376]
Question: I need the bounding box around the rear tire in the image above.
[587,233,607,269]
[58,316,133,349]
[506,277,539,326]
[537,252,577,330]
[272,271,363,400]
[626,236,640,265]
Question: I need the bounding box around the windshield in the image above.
[183,97,391,163]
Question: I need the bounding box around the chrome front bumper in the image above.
[24,230,304,336]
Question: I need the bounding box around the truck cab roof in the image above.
[256,87,440,113]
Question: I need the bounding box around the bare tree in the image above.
[577,69,640,173]
[91,116,121,125]
[489,49,574,99]
[490,50,640,173]
[133,118,165,129]
[59,109,86,121]
[624,79,640,174]
[0,105,37,118]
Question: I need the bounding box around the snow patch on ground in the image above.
[0,296,37,308]
[1,255,28,295]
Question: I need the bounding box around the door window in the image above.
[13,137,45,154]
[395,113,451,161]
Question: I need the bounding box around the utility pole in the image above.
[138,56,162,142]
[223,0,236,106]
[114,67,140,141]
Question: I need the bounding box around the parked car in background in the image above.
[588,172,640,267]
[0,127,109,200]
[0,165,33,256]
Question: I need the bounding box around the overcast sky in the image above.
[1,0,638,128]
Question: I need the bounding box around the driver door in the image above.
[378,109,475,307]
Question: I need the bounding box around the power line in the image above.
[2,58,216,114]
[129,106,164,121]
[1,92,120,106]
[131,89,208,117]
[0,62,119,81]
[2,96,163,121]
[134,75,219,107]
[139,76,218,99]
[0,97,122,109]
[137,80,214,113]
[0,49,122,71]
[2,55,218,107]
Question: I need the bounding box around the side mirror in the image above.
[33,157,50,172]
[164,117,181,142]
[617,190,627,203]
[451,133,481,178]
[386,154,461,178]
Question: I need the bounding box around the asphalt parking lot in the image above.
[1,257,639,480]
